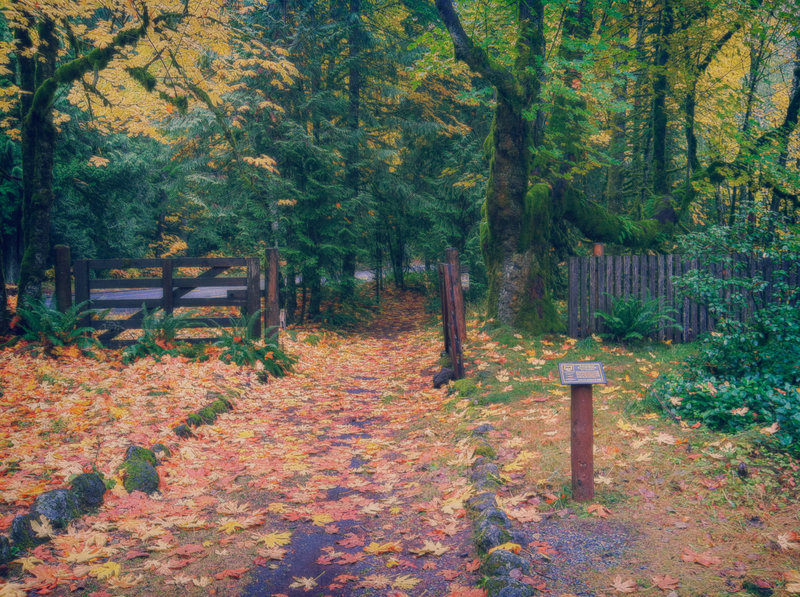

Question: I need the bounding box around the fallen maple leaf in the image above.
[257,547,287,561]
[488,542,522,555]
[393,574,421,589]
[465,558,481,572]
[255,531,292,547]
[409,540,449,557]
[364,541,403,555]
[681,547,721,567]
[337,533,365,548]
[651,574,680,590]
[359,574,393,588]
[611,575,638,593]
[214,567,248,580]
[30,515,56,539]
[289,576,319,590]
[587,504,612,518]
[106,572,143,589]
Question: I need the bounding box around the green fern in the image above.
[17,299,105,355]
[595,292,680,343]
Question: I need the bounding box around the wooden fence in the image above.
[54,246,281,347]
[567,254,800,342]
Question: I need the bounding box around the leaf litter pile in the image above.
[2,289,800,596]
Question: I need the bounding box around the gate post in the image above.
[445,248,466,343]
[54,245,72,312]
[264,248,280,342]
[246,257,261,339]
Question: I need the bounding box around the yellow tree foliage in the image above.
[0,0,297,156]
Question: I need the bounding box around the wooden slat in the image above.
[91,316,240,332]
[605,253,614,315]
[665,255,674,341]
[85,257,248,269]
[579,257,588,338]
[623,255,631,298]
[162,261,173,314]
[568,258,578,338]
[589,257,598,334]
[657,255,666,341]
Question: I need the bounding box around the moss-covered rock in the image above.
[185,412,204,427]
[124,445,157,467]
[31,489,80,529]
[70,473,106,511]
[173,424,194,438]
[474,521,512,554]
[0,535,11,565]
[481,549,531,577]
[473,440,497,459]
[151,443,171,460]
[122,460,159,494]
[210,399,231,414]
[197,406,217,424]
[10,514,42,550]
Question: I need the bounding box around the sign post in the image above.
[558,362,606,502]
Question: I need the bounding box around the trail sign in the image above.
[558,361,606,502]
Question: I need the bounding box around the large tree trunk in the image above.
[17,18,57,306]
[651,0,673,199]
[14,8,150,305]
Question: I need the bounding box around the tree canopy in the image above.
[0,0,798,331]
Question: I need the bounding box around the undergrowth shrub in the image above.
[595,292,680,343]
[213,312,294,377]
[16,300,105,356]
[651,203,800,454]
[122,306,200,363]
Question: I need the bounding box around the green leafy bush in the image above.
[213,312,294,377]
[16,300,105,355]
[594,293,679,343]
[122,306,200,363]
[653,203,800,454]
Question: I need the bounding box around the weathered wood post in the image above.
[264,248,280,342]
[558,361,606,502]
[246,257,261,339]
[162,260,174,315]
[54,245,72,312]
[438,262,464,379]
[445,248,466,343]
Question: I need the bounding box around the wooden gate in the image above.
[54,246,282,347]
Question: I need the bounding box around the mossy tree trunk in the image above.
[12,8,150,306]
[436,0,672,332]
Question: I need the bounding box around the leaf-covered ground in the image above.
[0,290,483,596]
[2,289,800,596]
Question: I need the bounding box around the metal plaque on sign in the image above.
[558,362,606,385]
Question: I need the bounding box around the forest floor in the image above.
[0,288,799,596]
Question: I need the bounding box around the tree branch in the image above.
[433,0,519,103]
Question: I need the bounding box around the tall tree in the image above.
[433,0,668,332]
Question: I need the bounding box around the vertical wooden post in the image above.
[73,260,90,327]
[54,245,72,312]
[438,263,450,353]
[74,260,89,306]
[445,248,466,343]
[571,384,594,501]
[265,248,280,342]
[442,263,464,378]
[162,260,174,315]
[246,257,261,339]
[568,257,577,338]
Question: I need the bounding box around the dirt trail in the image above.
[124,290,481,596]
